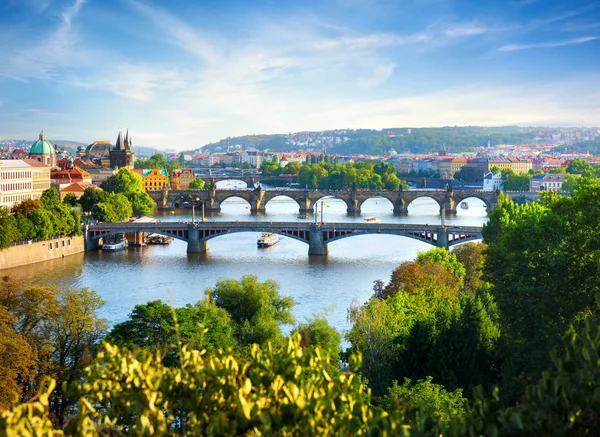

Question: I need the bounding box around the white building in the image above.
[0,159,51,209]
[483,172,503,191]
[529,173,566,192]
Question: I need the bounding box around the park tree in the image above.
[210,275,295,347]
[92,192,132,222]
[561,173,582,193]
[188,178,205,189]
[293,315,342,362]
[0,207,18,249]
[107,298,235,366]
[79,187,107,213]
[452,242,486,294]
[102,168,154,216]
[482,180,600,400]
[11,199,41,216]
[566,158,596,178]
[62,193,79,208]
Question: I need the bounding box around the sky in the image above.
[0,0,599,150]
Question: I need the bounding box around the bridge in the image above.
[196,173,298,188]
[84,221,483,256]
[148,185,508,215]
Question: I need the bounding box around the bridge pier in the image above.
[308,228,328,256]
[346,199,361,214]
[436,228,449,249]
[187,228,209,253]
[83,226,100,251]
[393,201,408,215]
[298,197,314,215]
[441,200,457,216]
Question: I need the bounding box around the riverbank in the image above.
[0,236,85,270]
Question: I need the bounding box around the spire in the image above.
[115,131,124,150]
[39,130,46,141]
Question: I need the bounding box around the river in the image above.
[5,187,488,337]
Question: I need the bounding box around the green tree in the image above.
[452,243,486,294]
[79,187,107,214]
[188,178,205,189]
[40,188,60,209]
[566,158,595,178]
[210,276,295,347]
[0,207,18,249]
[561,173,582,193]
[92,193,132,222]
[502,170,530,191]
[294,316,341,361]
[62,193,79,208]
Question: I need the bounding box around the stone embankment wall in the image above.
[0,236,85,270]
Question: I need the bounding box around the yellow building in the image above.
[141,168,169,191]
[0,159,51,209]
[171,168,196,190]
[437,158,467,179]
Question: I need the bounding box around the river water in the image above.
[5,186,488,336]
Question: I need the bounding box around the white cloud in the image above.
[444,23,488,37]
[498,36,598,51]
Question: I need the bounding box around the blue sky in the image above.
[0,0,599,150]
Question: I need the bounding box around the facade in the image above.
[467,157,533,176]
[59,182,101,200]
[109,130,135,169]
[51,166,92,190]
[86,168,116,185]
[141,168,169,191]
[171,168,196,190]
[0,159,51,209]
[529,173,566,192]
[241,151,263,168]
[28,131,56,168]
[483,172,503,191]
[437,158,467,179]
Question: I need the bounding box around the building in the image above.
[109,130,135,169]
[467,157,533,176]
[171,168,196,190]
[140,168,169,191]
[51,166,92,191]
[79,140,113,167]
[241,151,263,168]
[28,131,56,168]
[86,167,116,186]
[0,159,51,209]
[437,158,467,179]
[529,173,566,192]
[59,182,101,201]
[483,172,503,191]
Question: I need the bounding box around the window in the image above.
[49,243,52,249]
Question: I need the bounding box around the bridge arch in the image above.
[357,195,395,213]
[404,194,444,214]
[451,193,495,213]
[263,194,300,213]
[89,229,190,244]
[214,179,250,189]
[199,229,309,245]
[312,194,352,213]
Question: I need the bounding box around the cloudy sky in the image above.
[0,0,599,150]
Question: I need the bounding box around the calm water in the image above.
[5,187,488,336]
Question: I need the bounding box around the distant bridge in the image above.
[195,173,298,188]
[148,186,527,215]
[84,221,483,256]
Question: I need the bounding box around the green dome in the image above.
[29,131,55,155]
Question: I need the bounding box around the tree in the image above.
[62,193,79,208]
[561,174,582,193]
[379,377,466,425]
[79,187,107,214]
[107,298,235,366]
[92,193,132,222]
[453,166,482,181]
[502,171,530,191]
[294,316,341,361]
[566,158,595,178]
[101,168,154,216]
[482,180,600,400]
[453,243,486,294]
[210,276,295,346]
[0,207,18,249]
[40,188,60,209]
[188,178,205,189]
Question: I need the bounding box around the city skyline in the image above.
[0,0,599,150]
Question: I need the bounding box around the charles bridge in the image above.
[148,186,540,215]
[84,221,484,256]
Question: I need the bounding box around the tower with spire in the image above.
[109,129,135,169]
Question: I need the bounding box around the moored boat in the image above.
[102,237,128,251]
[364,216,380,223]
[257,232,279,247]
[146,234,174,245]
[461,202,469,210]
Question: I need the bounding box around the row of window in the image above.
[0,193,34,206]
[0,170,32,180]
[48,239,72,250]
[1,182,33,192]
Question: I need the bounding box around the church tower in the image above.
[109,129,135,169]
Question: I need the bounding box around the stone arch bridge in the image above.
[84,221,483,256]
[149,187,504,215]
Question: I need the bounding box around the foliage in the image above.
[566,158,596,178]
[0,207,19,249]
[101,167,154,216]
[92,192,132,222]
[187,177,205,189]
[62,193,79,208]
[501,170,531,191]
[135,153,180,175]
[453,243,486,294]
[561,173,582,193]
[293,315,342,362]
[453,166,482,182]
[0,278,106,426]
[379,377,466,425]
[107,297,235,366]
[210,275,295,347]
[416,248,466,282]
[482,180,600,400]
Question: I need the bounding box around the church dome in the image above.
[29,131,55,155]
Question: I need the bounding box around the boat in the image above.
[461,202,469,210]
[257,232,279,247]
[364,216,381,223]
[102,237,128,251]
[146,234,173,245]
